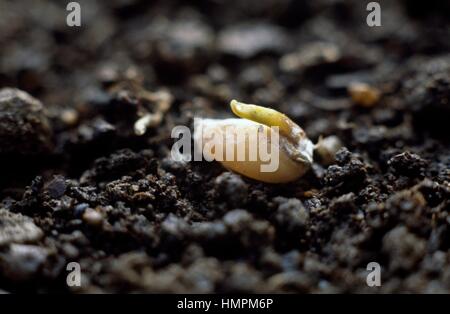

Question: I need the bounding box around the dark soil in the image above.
[0,0,449,293]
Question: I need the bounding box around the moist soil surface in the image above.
[0,0,449,293]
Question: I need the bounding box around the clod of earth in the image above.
[0,88,53,156]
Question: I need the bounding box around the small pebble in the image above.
[348,82,381,107]
[61,109,79,126]
[82,208,103,226]
[45,175,67,199]
[315,135,343,165]
[73,203,89,217]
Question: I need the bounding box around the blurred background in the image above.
[1,0,449,100]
